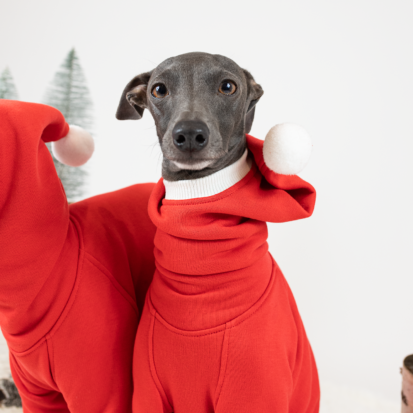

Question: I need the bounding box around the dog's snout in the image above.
[172,121,210,152]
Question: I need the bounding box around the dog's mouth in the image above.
[169,159,215,171]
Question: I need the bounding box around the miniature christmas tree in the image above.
[0,67,19,100]
[44,48,94,202]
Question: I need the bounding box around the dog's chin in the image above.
[171,159,214,171]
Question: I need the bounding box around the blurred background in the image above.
[1,0,412,411]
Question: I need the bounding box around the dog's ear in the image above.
[243,69,264,113]
[116,71,153,120]
[243,69,264,133]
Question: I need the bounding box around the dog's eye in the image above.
[152,84,169,98]
[219,80,237,96]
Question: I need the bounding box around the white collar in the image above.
[164,149,251,200]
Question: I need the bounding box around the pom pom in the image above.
[263,123,312,175]
[52,125,94,167]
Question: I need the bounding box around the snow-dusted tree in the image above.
[44,48,93,202]
[0,67,19,100]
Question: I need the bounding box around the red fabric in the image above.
[0,101,156,412]
[132,137,319,412]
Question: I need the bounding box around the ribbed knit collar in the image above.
[163,149,251,200]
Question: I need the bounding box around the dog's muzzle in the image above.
[172,120,209,153]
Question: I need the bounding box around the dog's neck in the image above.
[163,149,251,200]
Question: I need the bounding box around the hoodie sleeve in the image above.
[245,134,316,223]
[0,100,72,347]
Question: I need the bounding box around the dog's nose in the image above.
[172,121,209,152]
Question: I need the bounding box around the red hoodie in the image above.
[0,100,156,412]
[132,136,319,412]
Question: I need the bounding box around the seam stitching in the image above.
[148,313,173,410]
[153,314,226,338]
[84,252,139,317]
[8,337,47,357]
[45,216,84,341]
[80,248,137,307]
[45,335,57,387]
[215,325,230,409]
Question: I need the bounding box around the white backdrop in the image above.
[1,0,412,408]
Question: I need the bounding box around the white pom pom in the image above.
[52,125,94,167]
[263,123,312,175]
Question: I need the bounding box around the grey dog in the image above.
[116,52,263,180]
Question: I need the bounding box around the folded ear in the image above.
[243,69,264,113]
[116,70,153,120]
[243,69,264,133]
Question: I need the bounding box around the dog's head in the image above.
[116,52,263,181]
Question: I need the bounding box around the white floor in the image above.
[0,331,400,413]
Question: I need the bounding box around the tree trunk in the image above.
[402,355,413,413]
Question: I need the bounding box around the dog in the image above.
[116,52,320,413]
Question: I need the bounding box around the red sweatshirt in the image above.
[132,136,319,412]
[0,100,156,412]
